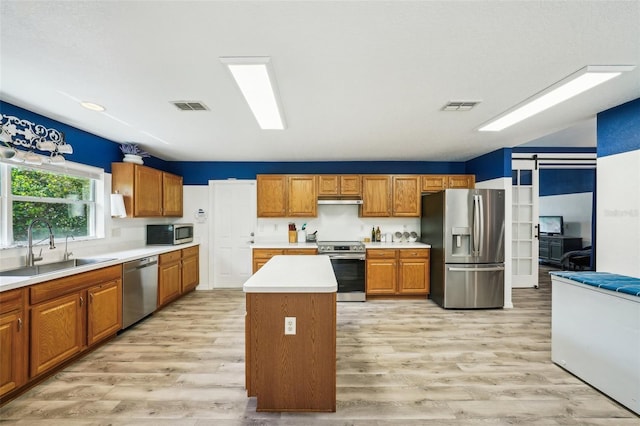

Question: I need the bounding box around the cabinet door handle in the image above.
[17,318,22,331]
[90,293,94,304]
[80,296,84,307]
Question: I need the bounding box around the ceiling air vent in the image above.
[171,101,209,111]
[441,101,480,111]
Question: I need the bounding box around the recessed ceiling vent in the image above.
[442,101,480,111]
[171,101,209,111]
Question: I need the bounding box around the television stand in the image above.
[539,235,582,267]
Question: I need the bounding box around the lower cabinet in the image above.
[29,265,122,378]
[366,248,430,296]
[87,280,122,346]
[252,248,317,273]
[181,246,200,293]
[0,288,27,400]
[1,245,200,404]
[158,250,182,306]
[539,236,582,266]
[158,245,200,307]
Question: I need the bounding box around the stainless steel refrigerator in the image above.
[421,189,505,309]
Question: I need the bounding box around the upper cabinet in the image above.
[361,175,391,217]
[318,175,361,197]
[257,175,317,218]
[162,172,184,217]
[421,174,475,192]
[287,175,317,217]
[392,175,421,217]
[257,173,474,218]
[447,174,475,189]
[111,163,183,217]
[256,175,287,217]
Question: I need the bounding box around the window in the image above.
[0,160,104,247]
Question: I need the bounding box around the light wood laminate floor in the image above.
[1,267,638,425]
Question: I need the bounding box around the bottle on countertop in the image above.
[371,227,376,242]
[375,226,381,243]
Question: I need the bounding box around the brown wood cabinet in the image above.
[181,245,200,293]
[365,249,397,294]
[246,292,336,411]
[159,246,200,306]
[257,175,287,217]
[422,174,475,192]
[252,248,317,273]
[257,175,317,217]
[398,249,430,294]
[392,175,421,217]
[0,288,27,401]
[162,171,184,217]
[87,280,122,346]
[158,250,183,307]
[111,162,183,217]
[317,175,361,197]
[1,247,199,403]
[447,174,475,189]
[366,248,430,296]
[29,265,122,378]
[361,175,391,217]
[287,175,317,217]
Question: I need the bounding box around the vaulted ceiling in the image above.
[1,1,639,162]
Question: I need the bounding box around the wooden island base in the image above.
[243,255,337,412]
[246,292,336,412]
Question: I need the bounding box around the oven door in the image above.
[329,255,366,302]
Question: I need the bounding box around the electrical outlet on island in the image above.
[285,317,296,335]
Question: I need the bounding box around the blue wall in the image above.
[169,161,467,185]
[539,169,595,196]
[465,148,512,182]
[597,97,640,157]
[0,101,171,173]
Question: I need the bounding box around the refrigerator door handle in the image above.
[472,195,481,255]
[448,266,505,272]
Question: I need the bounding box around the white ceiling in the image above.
[1,1,639,162]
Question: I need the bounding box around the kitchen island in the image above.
[243,255,337,412]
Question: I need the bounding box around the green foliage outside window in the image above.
[11,167,93,242]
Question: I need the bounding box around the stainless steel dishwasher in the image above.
[122,256,158,329]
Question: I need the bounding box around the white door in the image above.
[511,159,539,288]
[209,180,256,288]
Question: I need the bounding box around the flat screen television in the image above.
[539,216,563,235]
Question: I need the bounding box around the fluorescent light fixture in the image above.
[80,101,105,112]
[220,56,286,130]
[479,65,635,132]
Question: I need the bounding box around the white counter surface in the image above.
[251,242,318,249]
[243,255,337,293]
[251,241,431,249]
[364,242,431,249]
[0,243,199,292]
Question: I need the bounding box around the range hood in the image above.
[317,198,363,205]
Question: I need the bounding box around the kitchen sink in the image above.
[0,257,117,277]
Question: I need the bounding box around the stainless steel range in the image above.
[317,241,366,302]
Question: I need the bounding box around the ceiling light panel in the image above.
[479,65,635,132]
[220,57,286,130]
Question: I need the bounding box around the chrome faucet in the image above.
[63,235,74,261]
[26,219,56,266]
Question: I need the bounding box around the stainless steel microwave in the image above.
[146,224,194,245]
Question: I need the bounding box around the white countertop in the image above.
[251,241,431,249]
[365,242,431,249]
[251,242,318,249]
[0,243,199,292]
[243,255,337,293]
